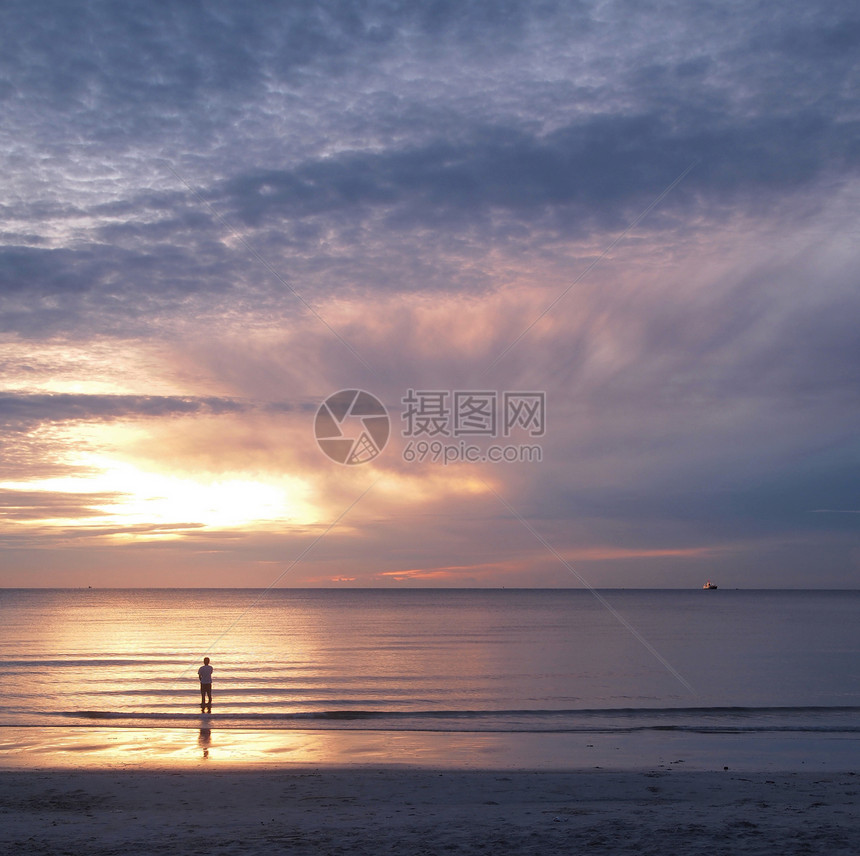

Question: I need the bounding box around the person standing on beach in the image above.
[198,657,213,712]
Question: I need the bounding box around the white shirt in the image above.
[198,664,213,683]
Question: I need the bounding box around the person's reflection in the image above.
[198,727,212,759]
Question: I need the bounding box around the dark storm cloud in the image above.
[217,110,859,230]
[0,241,214,298]
[2,1,312,133]
[0,394,246,430]
[0,247,94,296]
[3,104,856,337]
[0,231,241,337]
[1,0,857,337]
[2,0,856,173]
[0,0,546,140]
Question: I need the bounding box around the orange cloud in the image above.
[375,559,520,583]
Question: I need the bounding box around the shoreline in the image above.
[1,766,858,855]
[2,727,858,853]
[1,725,858,773]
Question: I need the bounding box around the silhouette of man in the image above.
[198,657,213,711]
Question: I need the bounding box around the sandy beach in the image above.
[2,765,859,855]
[1,724,858,853]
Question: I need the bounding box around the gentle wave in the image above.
[59,705,860,718]
[37,705,860,734]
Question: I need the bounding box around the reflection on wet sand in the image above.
[198,728,211,759]
[1,726,854,772]
[0,727,508,768]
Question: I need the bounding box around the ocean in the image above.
[1,588,858,742]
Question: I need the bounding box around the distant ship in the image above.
[703,581,718,590]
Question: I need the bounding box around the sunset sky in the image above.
[1,0,858,588]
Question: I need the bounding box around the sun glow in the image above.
[0,454,321,538]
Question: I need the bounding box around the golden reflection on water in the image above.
[2,723,518,769]
[3,726,850,772]
[0,727,352,768]
[0,726,533,769]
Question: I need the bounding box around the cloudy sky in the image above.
[1,0,858,588]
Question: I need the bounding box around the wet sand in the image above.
[1,725,857,771]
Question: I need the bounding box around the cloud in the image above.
[0,488,122,521]
[216,111,859,234]
[1,0,858,338]
[1,0,859,585]
[0,393,247,430]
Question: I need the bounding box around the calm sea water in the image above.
[0,589,858,736]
